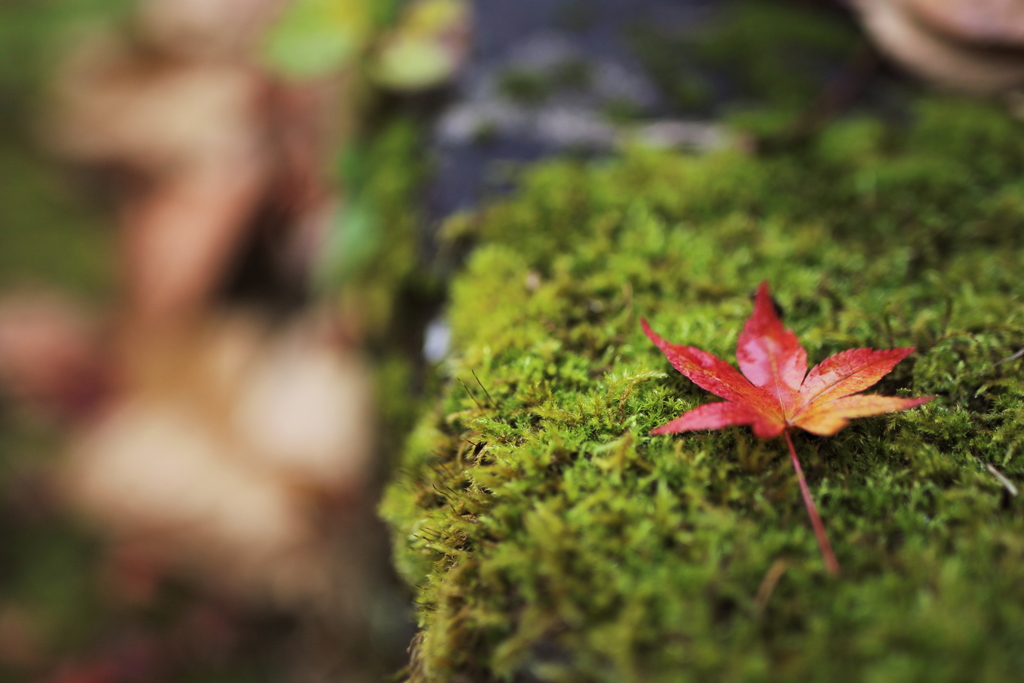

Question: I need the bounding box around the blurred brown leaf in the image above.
[32,0,377,616]
[0,605,43,669]
[63,312,374,606]
[49,34,273,320]
[48,23,348,322]
[0,292,108,417]
[137,0,293,60]
[853,0,1024,93]
[907,0,1024,45]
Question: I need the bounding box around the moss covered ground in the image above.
[381,97,1024,682]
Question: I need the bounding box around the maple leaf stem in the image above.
[783,429,839,577]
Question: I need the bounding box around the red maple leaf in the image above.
[642,282,932,575]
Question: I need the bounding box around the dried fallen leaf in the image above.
[643,283,932,574]
[905,0,1024,46]
[137,0,292,60]
[852,0,1024,94]
[64,312,375,605]
[48,34,272,320]
[0,292,108,417]
[48,28,346,321]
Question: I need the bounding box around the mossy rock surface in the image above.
[382,98,1024,682]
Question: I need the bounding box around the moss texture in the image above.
[627,0,858,113]
[0,0,126,297]
[381,97,1024,683]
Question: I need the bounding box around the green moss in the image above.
[694,0,858,107]
[0,0,127,297]
[0,145,116,296]
[382,96,1024,682]
[318,116,442,468]
[497,60,593,106]
[627,0,859,114]
[498,69,553,105]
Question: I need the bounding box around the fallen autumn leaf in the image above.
[643,282,932,575]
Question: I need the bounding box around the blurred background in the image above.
[2,0,1023,680]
